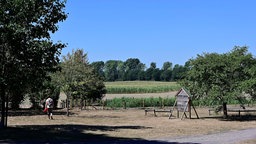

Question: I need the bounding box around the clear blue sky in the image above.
[52,0,256,68]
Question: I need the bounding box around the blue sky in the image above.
[52,0,256,68]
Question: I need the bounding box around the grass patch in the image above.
[105,81,180,94]
[104,97,256,109]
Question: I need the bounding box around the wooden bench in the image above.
[145,109,172,117]
[227,109,256,117]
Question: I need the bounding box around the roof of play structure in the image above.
[175,87,193,98]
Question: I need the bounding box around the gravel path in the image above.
[158,128,256,144]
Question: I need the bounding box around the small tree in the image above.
[58,49,106,116]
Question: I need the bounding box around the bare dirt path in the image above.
[158,128,256,144]
[103,91,177,100]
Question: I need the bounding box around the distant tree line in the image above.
[91,58,189,82]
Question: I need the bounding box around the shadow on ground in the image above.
[222,114,256,121]
[0,124,199,144]
[201,114,256,122]
[7,108,72,116]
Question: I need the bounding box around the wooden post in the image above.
[189,100,192,119]
[86,100,89,110]
[181,101,189,120]
[169,99,177,119]
[192,104,199,119]
[162,98,164,108]
[101,100,105,110]
[84,99,86,110]
[123,101,126,109]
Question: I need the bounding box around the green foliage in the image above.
[192,97,252,107]
[180,46,256,107]
[105,81,181,94]
[29,78,60,109]
[0,0,67,127]
[91,61,105,79]
[59,49,106,102]
[93,59,187,82]
[103,96,256,109]
[104,60,120,81]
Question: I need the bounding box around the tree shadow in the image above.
[221,114,256,121]
[0,124,199,144]
[7,108,73,116]
[200,114,256,122]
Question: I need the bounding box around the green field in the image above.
[105,81,181,94]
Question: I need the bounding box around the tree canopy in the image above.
[0,0,67,128]
[180,46,256,117]
[57,49,106,116]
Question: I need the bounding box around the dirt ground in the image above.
[5,106,256,143]
[103,91,177,100]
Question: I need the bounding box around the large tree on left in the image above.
[0,0,67,128]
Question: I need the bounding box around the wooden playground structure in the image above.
[169,88,199,119]
[145,88,199,120]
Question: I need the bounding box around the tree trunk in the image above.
[66,92,70,116]
[222,102,228,118]
[0,85,6,128]
[0,96,5,128]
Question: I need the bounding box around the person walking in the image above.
[45,97,54,119]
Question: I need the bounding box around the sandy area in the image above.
[7,107,256,143]
[14,91,256,143]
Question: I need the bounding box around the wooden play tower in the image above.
[169,88,199,120]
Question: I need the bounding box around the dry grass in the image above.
[103,91,177,100]
[237,139,256,144]
[4,107,256,143]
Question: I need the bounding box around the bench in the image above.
[145,109,172,117]
[227,109,256,117]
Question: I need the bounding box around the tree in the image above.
[162,62,172,71]
[91,61,105,79]
[116,61,125,80]
[123,58,145,81]
[145,62,156,80]
[160,62,172,81]
[104,60,119,81]
[151,68,160,81]
[58,49,106,115]
[181,46,256,117]
[0,0,67,128]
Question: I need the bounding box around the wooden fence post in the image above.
[123,101,126,109]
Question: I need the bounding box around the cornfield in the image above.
[105,81,180,94]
